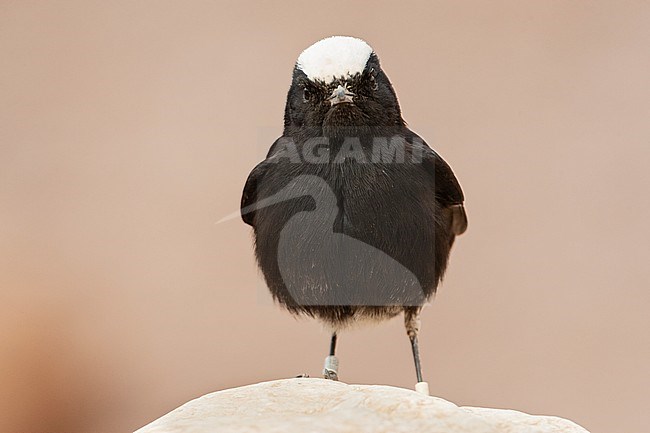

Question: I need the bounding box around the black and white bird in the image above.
[241,36,467,392]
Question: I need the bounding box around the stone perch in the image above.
[135,378,590,433]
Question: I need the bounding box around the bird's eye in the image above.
[370,75,379,91]
[303,88,311,102]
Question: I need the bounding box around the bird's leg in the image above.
[323,333,339,381]
[405,308,423,382]
[405,307,429,395]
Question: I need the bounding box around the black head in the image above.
[283,36,405,140]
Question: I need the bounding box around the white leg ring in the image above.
[415,381,430,395]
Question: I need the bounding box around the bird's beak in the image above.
[329,84,355,106]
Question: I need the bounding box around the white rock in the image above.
[135,378,589,433]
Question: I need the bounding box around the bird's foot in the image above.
[323,368,338,381]
[295,373,310,378]
[323,355,339,381]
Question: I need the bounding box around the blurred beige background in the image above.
[1,1,649,432]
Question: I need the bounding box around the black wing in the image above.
[241,159,270,227]
[414,134,468,236]
[241,137,289,227]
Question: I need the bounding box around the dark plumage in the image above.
[240,36,467,386]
